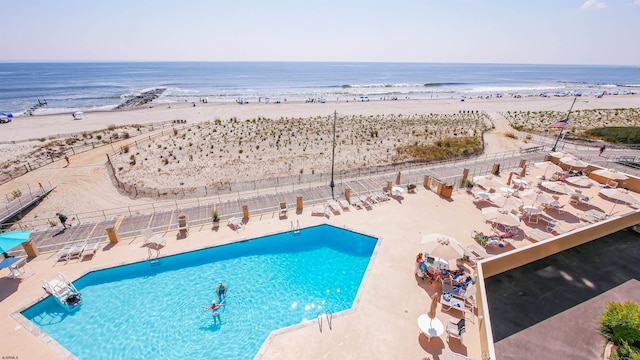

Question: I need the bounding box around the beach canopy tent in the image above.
[73,111,85,120]
[0,230,31,253]
[0,112,12,124]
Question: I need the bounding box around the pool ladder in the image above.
[147,246,161,263]
[291,220,300,235]
[317,310,333,332]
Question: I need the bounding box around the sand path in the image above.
[482,112,527,154]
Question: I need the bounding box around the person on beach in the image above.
[56,212,69,229]
[599,145,606,156]
[64,155,70,165]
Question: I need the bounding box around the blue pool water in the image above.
[22,225,377,360]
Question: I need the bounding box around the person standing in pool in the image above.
[202,299,225,323]
[216,282,227,300]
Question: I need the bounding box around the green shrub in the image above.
[585,127,640,144]
[600,302,640,359]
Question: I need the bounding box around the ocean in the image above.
[0,62,638,116]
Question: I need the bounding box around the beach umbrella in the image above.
[540,181,574,195]
[599,188,640,205]
[392,186,404,194]
[599,188,640,216]
[421,234,465,261]
[519,189,552,204]
[481,207,500,222]
[549,151,573,159]
[494,212,520,228]
[476,191,491,200]
[0,230,31,253]
[533,161,563,177]
[0,112,13,118]
[591,169,628,181]
[560,157,588,170]
[566,176,597,188]
[489,193,523,209]
[428,293,439,320]
[395,171,401,185]
[473,175,504,191]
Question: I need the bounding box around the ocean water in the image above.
[0,62,638,115]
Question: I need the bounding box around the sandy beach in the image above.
[1,94,638,226]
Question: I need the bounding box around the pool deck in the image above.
[1,165,638,359]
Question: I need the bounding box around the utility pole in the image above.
[551,97,577,152]
[330,111,337,200]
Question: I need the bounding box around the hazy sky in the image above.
[2,0,639,65]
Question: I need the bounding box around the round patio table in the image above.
[418,314,444,341]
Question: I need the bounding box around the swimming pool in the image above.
[22,224,377,359]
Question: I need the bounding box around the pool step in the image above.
[149,259,161,266]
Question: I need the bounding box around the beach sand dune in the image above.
[1,95,638,226]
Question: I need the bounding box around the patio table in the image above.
[418,314,444,341]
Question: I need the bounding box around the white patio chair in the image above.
[141,229,167,247]
[446,318,465,343]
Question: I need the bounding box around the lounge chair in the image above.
[350,196,365,209]
[326,200,341,214]
[66,242,88,262]
[365,195,378,206]
[526,228,552,242]
[311,204,330,217]
[373,191,390,203]
[228,217,245,231]
[359,195,374,209]
[141,229,167,248]
[338,199,351,211]
[81,239,103,259]
[55,243,78,263]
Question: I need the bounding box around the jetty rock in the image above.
[115,88,166,110]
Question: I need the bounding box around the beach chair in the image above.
[81,238,103,260]
[66,242,88,262]
[311,204,330,217]
[359,195,374,209]
[55,243,78,263]
[228,217,245,232]
[350,196,365,210]
[338,199,351,211]
[326,200,342,214]
[141,229,167,248]
[365,194,378,207]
